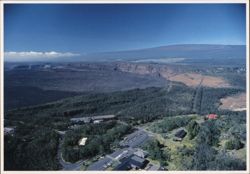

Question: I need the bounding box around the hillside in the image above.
[4,85,245,170]
[5,61,246,111]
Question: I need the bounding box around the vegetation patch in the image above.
[141,139,170,167]
[149,116,193,133]
[62,121,132,163]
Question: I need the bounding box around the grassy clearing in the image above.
[141,115,199,170]
[141,113,246,170]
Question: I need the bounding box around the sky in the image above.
[4,3,246,60]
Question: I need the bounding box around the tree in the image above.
[187,120,200,140]
[142,139,170,167]
[210,150,246,170]
[225,138,244,150]
[196,120,220,146]
[192,143,216,170]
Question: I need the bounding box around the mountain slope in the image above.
[84,44,246,62]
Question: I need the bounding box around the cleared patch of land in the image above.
[219,92,246,111]
[116,62,233,88]
[168,73,231,88]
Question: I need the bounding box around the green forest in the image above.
[62,121,132,162]
[4,83,246,170]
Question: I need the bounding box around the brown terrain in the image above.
[219,92,246,111]
[168,73,231,88]
[116,63,231,88]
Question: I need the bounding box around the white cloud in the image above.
[4,51,80,61]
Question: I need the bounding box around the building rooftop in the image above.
[134,148,148,158]
[78,137,88,146]
[207,114,218,119]
[175,129,187,139]
[70,115,116,123]
[4,127,14,135]
[130,155,145,164]
[92,115,116,119]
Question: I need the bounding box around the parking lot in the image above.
[87,157,113,171]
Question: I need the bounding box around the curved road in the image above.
[57,137,84,171]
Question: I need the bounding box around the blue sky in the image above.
[4,3,246,59]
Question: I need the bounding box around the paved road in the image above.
[57,124,151,171]
[87,156,113,171]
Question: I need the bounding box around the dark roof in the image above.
[130,155,147,168]
[114,158,131,170]
[114,155,147,170]
[175,129,187,138]
[131,155,145,164]
[119,130,149,148]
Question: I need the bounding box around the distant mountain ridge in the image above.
[4,44,246,63]
[85,44,246,61]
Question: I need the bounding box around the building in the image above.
[92,115,116,120]
[70,115,116,124]
[4,127,14,135]
[114,154,148,170]
[78,137,88,146]
[133,149,148,158]
[114,158,132,170]
[206,114,218,120]
[93,119,103,124]
[55,130,66,135]
[130,155,147,169]
[174,129,187,141]
[119,130,149,148]
[70,117,92,123]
